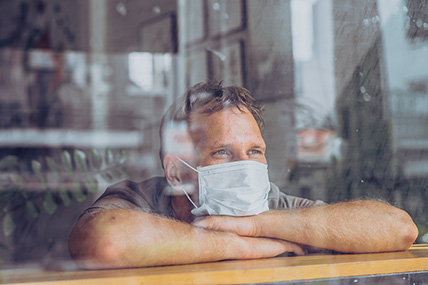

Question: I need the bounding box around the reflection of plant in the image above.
[417,224,428,243]
[0,148,129,237]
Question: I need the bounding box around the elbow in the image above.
[403,220,419,250]
[88,238,123,269]
[396,211,418,251]
[68,219,123,269]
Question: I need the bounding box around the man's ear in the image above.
[163,154,182,186]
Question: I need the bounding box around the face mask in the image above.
[176,158,271,216]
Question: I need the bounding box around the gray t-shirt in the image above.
[80,177,324,220]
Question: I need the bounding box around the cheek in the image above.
[200,158,226,166]
[249,153,267,164]
[180,170,199,197]
[181,169,198,183]
[196,154,217,167]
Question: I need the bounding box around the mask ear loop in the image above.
[176,157,198,172]
[175,157,199,208]
[181,186,198,208]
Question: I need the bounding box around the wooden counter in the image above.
[2,244,428,284]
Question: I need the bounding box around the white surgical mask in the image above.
[177,158,271,216]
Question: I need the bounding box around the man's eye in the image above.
[249,150,262,155]
[215,149,227,155]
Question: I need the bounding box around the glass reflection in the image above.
[0,0,427,270]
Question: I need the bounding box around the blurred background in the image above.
[0,0,428,269]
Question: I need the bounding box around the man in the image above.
[68,81,418,269]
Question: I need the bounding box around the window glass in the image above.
[0,0,427,270]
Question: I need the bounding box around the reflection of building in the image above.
[178,0,297,190]
[0,0,177,171]
[379,0,428,179]
[333,0,395,202]
[332,0,428,231]
[289,0,337,200]
[390,87,428,177]
[378,0,428,229]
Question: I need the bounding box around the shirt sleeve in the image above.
[78,178,168,220]
[268,182,325,210]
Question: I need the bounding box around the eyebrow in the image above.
[250,143,266,151]
[208,143,266,151]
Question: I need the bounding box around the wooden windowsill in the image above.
[1,244,428,284]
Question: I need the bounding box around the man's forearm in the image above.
[194,200,418,253]
[68,209,304,269]
[255,200,418,253]
[69,209,236,268]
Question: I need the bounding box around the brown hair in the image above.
[159,81,264,160]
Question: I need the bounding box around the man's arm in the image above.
[68,209,306,269]
[194,200,418,253]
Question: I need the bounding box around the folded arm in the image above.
[68,209,306,269]
[194,200,418,253]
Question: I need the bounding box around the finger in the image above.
[286,242,306,256]
[193,215,255,236]
[276,240,306,256]
[241,237,307,259]
[192,217,212,228]
[193,216,229,230]
[268,238,307,256]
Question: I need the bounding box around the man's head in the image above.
[159,81,264,163]
[159,81,267,205]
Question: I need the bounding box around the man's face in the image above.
[170,106,267,217]
[188,106,267,167]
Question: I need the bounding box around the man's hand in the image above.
[194,214,307,257]
[193,215,259,236]
[237,236,307,258]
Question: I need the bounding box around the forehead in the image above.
[188,107,265,147]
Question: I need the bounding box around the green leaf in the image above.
[117,149,129,164]
[0,191,18,212]
[31,160,46,189]
[100,172,113,183]
[43,192,58,214]
[74,150,88,172]
[9,174,27,191]
[72,181,87,202]
[105,148,114,165]
[0,155,18,170]
[85,176,98,193]
[59,187,71,206]
[61,151,73,174]
[25,201,40,218]
[10,174,28,201]
[89,148,102,169]
[31,160,42,173]
[3,214,15,236]
[46,157,60,182]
